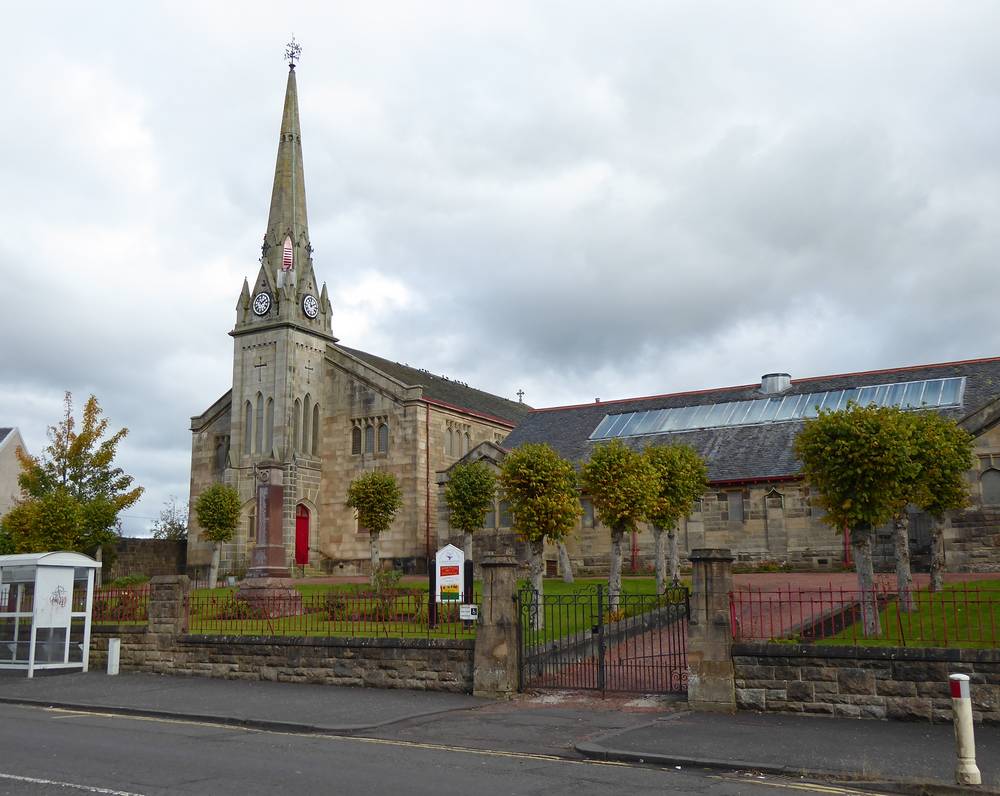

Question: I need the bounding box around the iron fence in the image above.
[730,581,1000,648]
[85,585,150,624]
[186,589,475,639]
[518,585,689,694]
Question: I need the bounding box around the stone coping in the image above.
[733,641,1000,664]
[179,634,474,650]
[92,625,148,635]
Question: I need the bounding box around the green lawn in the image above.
[816,580,1000,649]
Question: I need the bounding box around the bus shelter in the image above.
[0,552,100,678]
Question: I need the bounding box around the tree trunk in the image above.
[463,531,473,563]
[609,528,625,613]
[851,525,881,637]
[669,527,681,586]
[557,541,574,583]
[893,514,914,613]
[208,543,221,590]
[929,517,945,593]
[369,531,380,586]
[529,538,545,630]
[652,526,666,595]
[95,546,103,588]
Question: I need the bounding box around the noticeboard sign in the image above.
[459,604,478,621]
[34,566,74,629]
[435,544,465,603]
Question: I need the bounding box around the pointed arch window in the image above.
[982,468,1000,505]
[265,397,274,455]
[255,393,265,454]
[463,432,471,455]
[311,403,320,454]
[243,401,253,455]
[378,423,389,454]
[302,394,312,455]
[365,425,375,454]
[765,488,784,511]
[446,428,453,456]
[293,399,301,451]
[352,426,362,455]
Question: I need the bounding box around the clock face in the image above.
[252,292,272,316]
[302,294,319,319]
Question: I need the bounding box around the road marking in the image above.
[0,772,145,795]
[713,775,890,795]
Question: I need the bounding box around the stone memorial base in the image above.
[237,577,303,619]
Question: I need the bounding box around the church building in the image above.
[187,60,528,580]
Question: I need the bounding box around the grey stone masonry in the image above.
[687,548,737,712]
[733,642,1000,724]
[473,554,518,698]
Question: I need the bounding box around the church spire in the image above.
[264,39,309,286]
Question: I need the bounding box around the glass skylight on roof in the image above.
[588,376,966,441]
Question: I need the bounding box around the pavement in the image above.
[0,671,996,794]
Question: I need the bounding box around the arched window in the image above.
[265,397,274,455]
[498,500,512,528]
[302,394,312,455]
[311,403,320,454]
[255,392,264,454]
[982,469,1000,505]
[293,398,301,451]
[352,426,362,455]
[378,423,389,453]
[765,489,784,510]
[365,425,375,454]
[243,401,252,454]
[446,428,453,456]
[463,431,470,455]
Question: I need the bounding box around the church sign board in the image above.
[434,544,465,602]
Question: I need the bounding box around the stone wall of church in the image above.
[188,402,232,572]
[944,422,1000,572]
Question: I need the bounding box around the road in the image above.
[0,703,892,796]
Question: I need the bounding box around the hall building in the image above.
[187,61,527,579]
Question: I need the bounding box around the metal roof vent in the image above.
[761,373,791,394]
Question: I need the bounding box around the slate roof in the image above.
[0,428,10,446]
[339,346,531,426]
[502,357,1000,483]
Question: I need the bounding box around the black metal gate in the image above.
[516,585,688,694]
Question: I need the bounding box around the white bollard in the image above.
[106,638,121,676]
[949,673,981,786]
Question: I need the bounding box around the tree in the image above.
[193,484,241,589]
[443,461,496,561]
[498,443,579,629]
[794,403,918,636]
[645,444,707,593]
[346,470,403,586]
[2,393,142,556]
[152,496,189,541]
[908,412,973,592]
[580,439,658,612]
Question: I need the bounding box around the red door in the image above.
[295,505,310,566]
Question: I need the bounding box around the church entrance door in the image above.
[295,505,310,567]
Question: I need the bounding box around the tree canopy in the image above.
[907,410,973,518]
[579,439,658,534]
[346,470,403,537]
[644,444,708,530]
[152,496,189,541]
[1,393,142,554]
[498,443,579,546]
[193,484,241,544]
[444,460,496,534]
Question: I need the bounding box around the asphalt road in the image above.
[0,703,891,796]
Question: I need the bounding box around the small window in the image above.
[351,426,362,455]
[765,489,784,510]
[214,435,229,474]
[498,500,512,528]
[728,492,744,523]
[378,423,389,453]
[581,498,595,528]
[483,503,496,529]
[463,431,470,455]
[446,428,453,456]
[243,401,252,454]
[365,425,375,454]
[688,498,702,520]
[311,403,320,453]
[982,469,1000,505]
[248,509,256,541]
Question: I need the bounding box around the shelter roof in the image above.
[0,551,101,569]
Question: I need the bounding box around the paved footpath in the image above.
[1,672,997,794]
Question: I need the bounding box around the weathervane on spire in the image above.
[284,36,302,69]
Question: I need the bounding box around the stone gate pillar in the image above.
[147,575,190,674]
[473,553,518,698]
[687,548,736,712]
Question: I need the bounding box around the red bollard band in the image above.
[949,673,970,699]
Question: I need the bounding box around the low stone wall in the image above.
[90,626,473,692]
[733,642,999,724]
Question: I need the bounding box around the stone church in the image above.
[187,62,528,580]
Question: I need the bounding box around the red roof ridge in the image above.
[528,354,1000,414]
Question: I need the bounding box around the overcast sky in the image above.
[2,2,999,535]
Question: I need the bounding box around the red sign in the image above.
[439,565,460,576]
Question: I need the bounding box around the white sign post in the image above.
[435,544,465,603]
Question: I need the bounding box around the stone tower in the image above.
[229,59,334,560]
